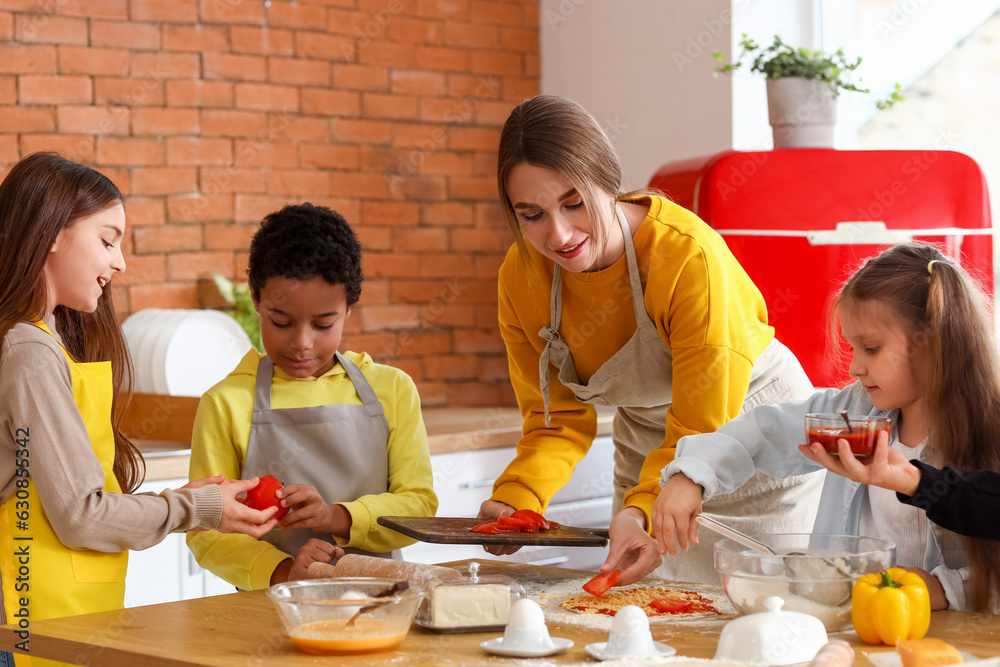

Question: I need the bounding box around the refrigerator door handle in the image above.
[713,222,996,246]
[807,222,911,246]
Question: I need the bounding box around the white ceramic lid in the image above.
[714,596,829,666]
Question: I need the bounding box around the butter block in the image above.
[430,583,511,628]
[898,638,963,667]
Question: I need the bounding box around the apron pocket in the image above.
[70,548,128,583]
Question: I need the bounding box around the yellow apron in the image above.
[1,321,128,667]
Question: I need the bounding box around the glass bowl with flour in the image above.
[714,534,894,631]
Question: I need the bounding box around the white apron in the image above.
[242,353,397,559]
[538,205,824,584]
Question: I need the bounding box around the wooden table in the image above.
[3,560,998,666]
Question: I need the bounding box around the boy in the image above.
[187,203,438,590]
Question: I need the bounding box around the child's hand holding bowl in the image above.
[799,427,921,495]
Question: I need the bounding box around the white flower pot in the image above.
[766,78,838,148]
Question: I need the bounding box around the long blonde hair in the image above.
[496,95,658,259]
[836,242,1000,611]
[0,153,143,493]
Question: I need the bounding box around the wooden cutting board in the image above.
[377,516,609,547]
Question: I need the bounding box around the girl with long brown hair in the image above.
[658,242,1000,611]
[0,153,276,663]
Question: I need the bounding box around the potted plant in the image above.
[713,34,903,148]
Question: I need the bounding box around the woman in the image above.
[478,96,825,585]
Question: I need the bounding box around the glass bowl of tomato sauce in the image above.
[267,578,425,655]
[804,413,893,457]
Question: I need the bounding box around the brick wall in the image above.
[0,0,540,406]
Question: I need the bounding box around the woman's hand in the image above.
[477,499,520,555]
[276,484,351,537]
[798,430,920,495]
[213,477,280,538]
[271,539,345,585]
[899,566,949,610]
[601,507,663,585]
[650,473,704,556]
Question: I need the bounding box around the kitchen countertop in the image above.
[123,394,615,481]
[2,559,998,666]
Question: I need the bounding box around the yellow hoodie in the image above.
[186,349,437,591]
[493,196,774,526]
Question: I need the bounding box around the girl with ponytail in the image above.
[654,242,1000,612]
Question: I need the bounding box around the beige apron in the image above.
[242,353,397,559]
[538,205,824,584]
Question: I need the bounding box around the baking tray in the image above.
[377,516,609,547]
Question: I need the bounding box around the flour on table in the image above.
[449,657,751,667]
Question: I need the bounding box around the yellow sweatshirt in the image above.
[186,349,437,590]
[493,196,774,525]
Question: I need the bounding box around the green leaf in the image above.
[210,273,235,305]
[710,33,900,108]
[208,272,264,353]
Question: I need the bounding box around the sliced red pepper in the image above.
[649,598,694,613]
[510,509,549,531]
[582,569,621,597]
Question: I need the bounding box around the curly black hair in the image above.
[247,203,363,306]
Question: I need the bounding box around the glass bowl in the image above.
[266,578,425,655]
[805,413,893,457]
[714,534,895,631]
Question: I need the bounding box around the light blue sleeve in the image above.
[663,383,873,499]
[932,564,970,611]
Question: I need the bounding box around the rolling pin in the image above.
[809,639,854,667]
[308,555,463,584]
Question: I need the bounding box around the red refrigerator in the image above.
[648,149,994,388]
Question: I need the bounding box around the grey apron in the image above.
[538,205,824,584]
[243,353,397,559]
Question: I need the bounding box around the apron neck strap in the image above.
[539,203,648,427]
[254,352,379,412]
[336,352,380,405]
[615,203,649,323]
[31,318,75,364]
[549,203,646,328]
[254,356,276,411]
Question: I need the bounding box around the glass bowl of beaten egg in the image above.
[267,578,425,655]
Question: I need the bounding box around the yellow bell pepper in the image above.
[852,568,931,645]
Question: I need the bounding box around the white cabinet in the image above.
[124,436,617,606]
[401,436,615,571]
[123,477,235,608]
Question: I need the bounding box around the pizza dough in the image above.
[560,585,722,617]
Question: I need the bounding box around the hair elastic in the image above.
[927,260,938,274]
